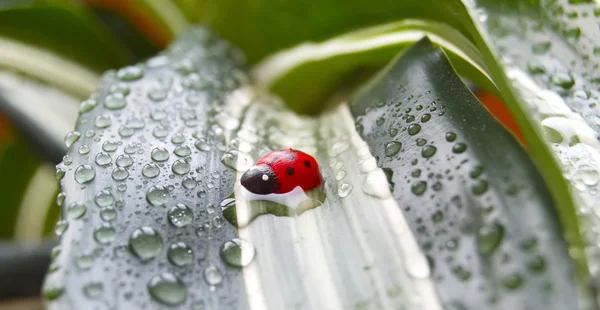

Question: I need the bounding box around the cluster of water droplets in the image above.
[44,27,263,308]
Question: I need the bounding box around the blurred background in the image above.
[0,1,512,309]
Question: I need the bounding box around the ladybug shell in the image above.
[241,148,321,195]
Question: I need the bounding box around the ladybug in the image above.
[240,148,321,195]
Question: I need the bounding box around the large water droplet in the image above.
[116,155,134,167]
[117,66,143,81]
[95,152,112,166]
[43,285,64,301]
[477,222,504,255]
[55,167,65,180]
[220,238,256,267]
[75,165,96,184]
[129,227,163,261]
[194,139,211,151]
[79,99,97,113]
[142,163,160,178]
[151,147,170,162]
[76,253,94,270]
[408,124,421,135]
[168,204,193,227]
[147,272,186,306]
[172,160,191,175]
[167,242,194,266]
[54,220,68,237]
[445,132,457,142]
[174,145,191,157]
[94,115,112,128]
[411,181,427,196]
[551,72,575,89]
[421,145,437,158]
[83,282,104,298]
[95,190,114,207]
[94,223,116,244]
[104,93,127,110]
[78,144,90,155]
[112,167,129,181]
[384,141,402,157]
[67,203,86,219]
[452,143,467,154]
[100,206,117,221]
[64,131,80,148]
[147,185,170,206]
[471,180,489,195]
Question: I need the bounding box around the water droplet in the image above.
[384,141,402,157]
[147,185,170,206]
[204,265,223,286]
[471,180,489,195]
[478,222,504,254]
[532,41,551,54]
[337,182,353,198]
[194,139,211,151]
[50,246,61,258]
[335,170,346,181]
[389,128,398,137]
[421,113,431,123]
[527,256,546,273]
[55,167,65,180]
[563,27,581,41]
[54,220,68,237]
[168,204,193,227]
[469,165,484,179]
[43,285,64,300]
[142,163,161,178]
[95,115,112,128]
[221,150,252,171]
[147,272,186,306]
[64,131,80,148]
[95,152,112,166]
[182,177,197,189]
[76,253,93,270]
[452,143,467,154]
[79,99,97,113]
[116,155,134,167]
[431,210,444,223]
[127,117,145,129]
[75,165,96,184]
[502,274,523,290]
[445,132,457,142]
[411,181,427,196]
[167,242,194,266]
[117,66,143,81]
[67,203,86,219]
[220,238,256,267]
[109,83,130,96]
[151,147,170,162]
[56,192,65,206]
[100,206,117,221]
[63,155,72,165]
[452,265,472,281]
[174,145,191,157]
[95,190,114,207]
[94,223,116,244]
[578,167,600,186]
[171,134,185,144]
[148,87,168,102]
[527,61,545,75]
[78,144,90,155]
[112,167,129,181]
[172,160,191,175]
[421,145,437,158]
[104,93,127,110]
[153,126,169,138]
[408,124,421,135]
[83,282,103,298]
[129,227,163,261]
[551,72,575,89]
[102,141,118,152]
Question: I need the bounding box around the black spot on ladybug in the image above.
[286,167,294,175]
[304,160,311,168]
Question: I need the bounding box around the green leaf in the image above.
[0,4,132,72]
[0,135,40,239]
[47,27,445,309]
[351,37,588,308]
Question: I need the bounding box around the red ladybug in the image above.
[240,148,321,195]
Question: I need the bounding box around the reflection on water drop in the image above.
[67,203,86,219]
[220,238,256,267]
[151,147,170,162]
[54,220,68,237]
[337,182,353,198]
[204,265,223,286]
[142,163,160,178]
[168,204,193,227]
[64,131,80,148]
[384,141,402,157]
[146,186,170,206]
[94,223,116,244]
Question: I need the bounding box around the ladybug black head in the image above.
[240,164,280,195]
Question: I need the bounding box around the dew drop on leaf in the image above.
[64,131,80,148]
[74,165,96,184]
[129,227,163,261]
[83,282,104,299]
[142,163,161,178]
[93,223,116,244]
[384,141,402,157]
[168,204,193,227]
[151,147,170,162]
[220,238,256,267]
[167,242,194,266]
[337,182,353,198]
[147,272,186,306]
[147,186,170,206]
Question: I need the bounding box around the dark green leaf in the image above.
[350,38,588,308]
